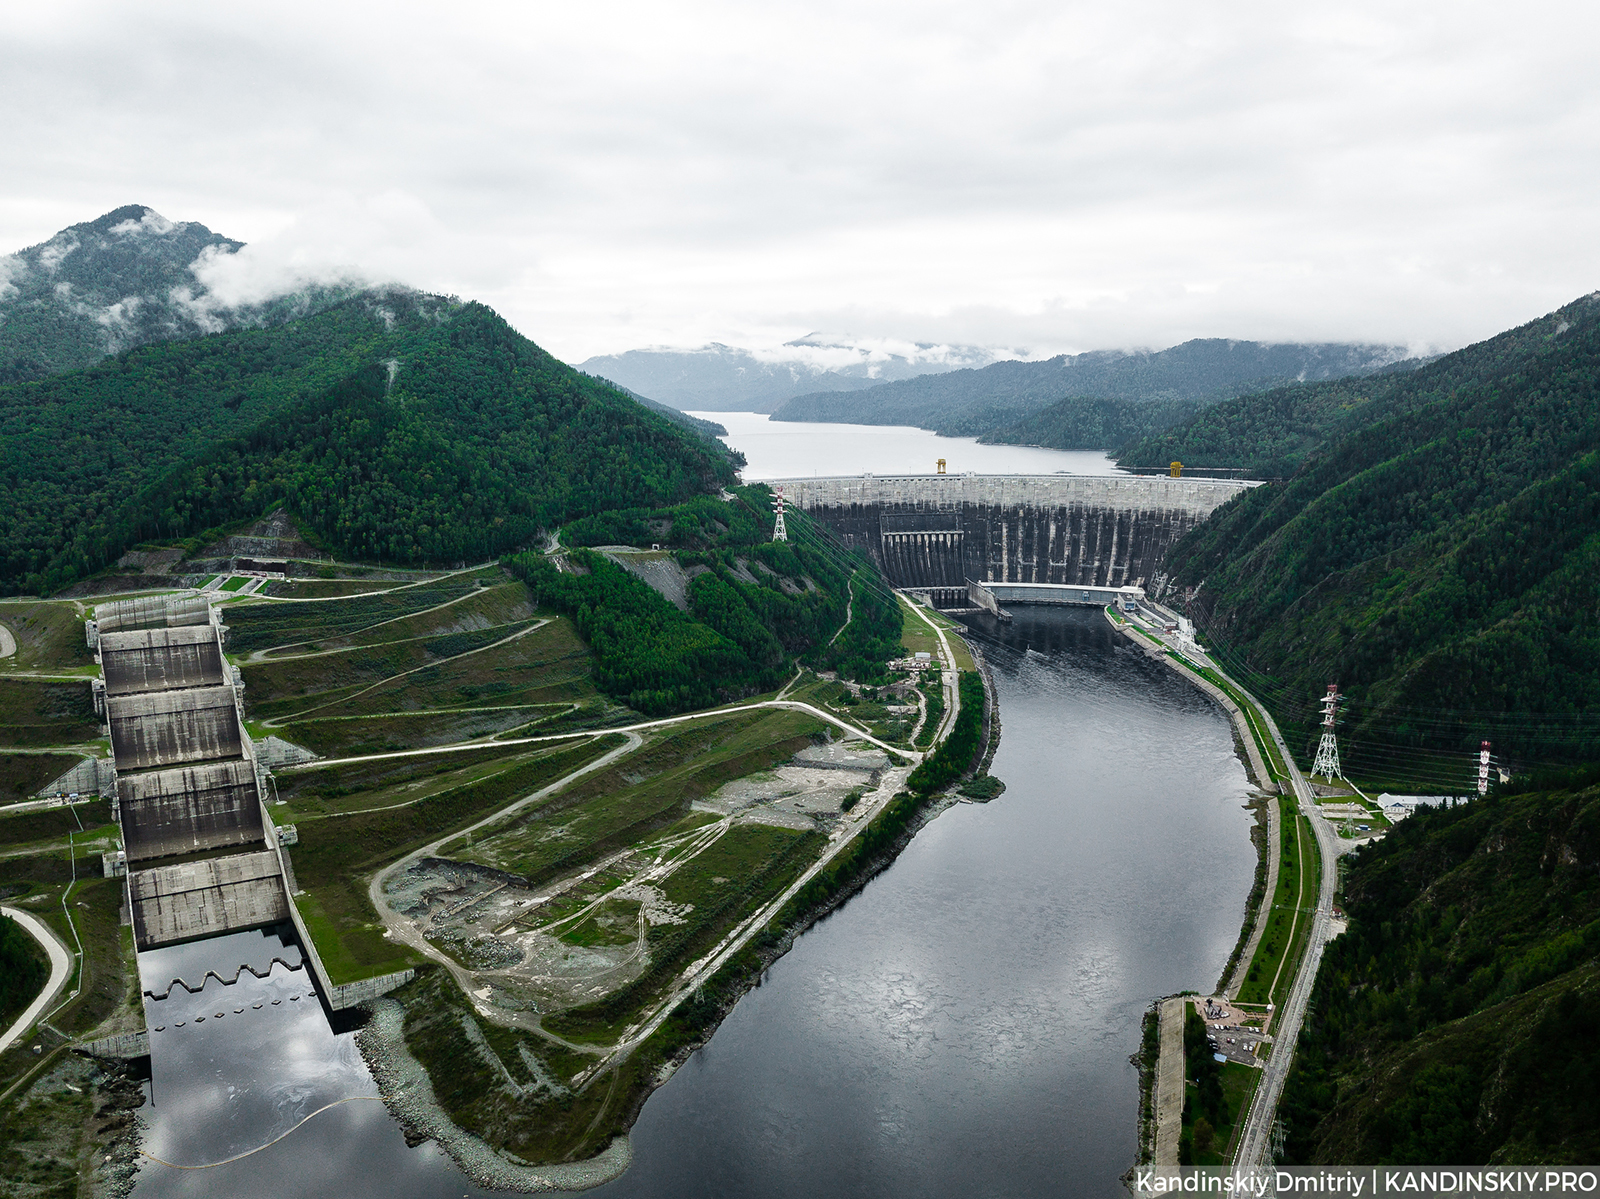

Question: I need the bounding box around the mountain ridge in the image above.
[766,338,1416,444]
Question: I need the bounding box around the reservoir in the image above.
[128,422,1254,1198]
[694,411,1125,480]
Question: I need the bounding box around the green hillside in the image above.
[978,394,1206,451]
[1164,292,1600,768]
[1117,374,1412,477]
[0,291,741,594]
[1280,781,1600,1164]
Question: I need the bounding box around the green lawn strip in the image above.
[221,578,493,652]
[294,890,417,986]
[262,579,398,598]
[1236,802,1307,1005]
[274,742,533,809]
[0,679,100,748]
[280,742,588,820]
[240,619,543,707]
[541,824,825,1044]
[287,737,624,982]
[274,705,569,757]
[218,576,249,592]
[313,581,535,651]
[450,710,824,883]
[300,622,595,721]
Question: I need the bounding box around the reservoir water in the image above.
[694,411,1125,480]
[128,424,1255,1199]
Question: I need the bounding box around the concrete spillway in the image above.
[100,626,227,695]
[127,850,290,947]
[772,474,1255,592]
[89,594,290,952]
[107,686,245,772]
[119,761,267,863]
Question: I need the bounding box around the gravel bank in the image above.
[357,998,631,1192]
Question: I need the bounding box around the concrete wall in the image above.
[119,761,266,862]
[128,849,289,948]
[773,475,1254,591]
[107,686,243,771]
[94,594,211,634]
[100,626,226,696]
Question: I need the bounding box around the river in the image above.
[128,430,1255,1199]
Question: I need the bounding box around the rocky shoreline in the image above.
[357,998,632,1192]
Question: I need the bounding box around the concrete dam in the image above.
[771,474,1256,603]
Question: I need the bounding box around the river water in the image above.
[128,429,1255,1199]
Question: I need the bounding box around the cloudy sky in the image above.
[4,0,1597,361]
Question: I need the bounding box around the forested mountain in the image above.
[767,339,1412,444]
[977,394,1207,452]
[0,291,741,595]
[1280,778,1600,1164]
[577,336,999,412]
[1118,365,1432,477]
[597,381,728,438]
[0,204,350,384]
[1166,292,1600,767]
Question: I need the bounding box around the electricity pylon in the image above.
[1311,684,1342,781]
[772,485,788,542]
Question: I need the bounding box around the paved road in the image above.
[1230,689,1344,1168]
[1152,997,1186,1169]
[0,906,73,1055]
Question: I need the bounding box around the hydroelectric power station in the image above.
[770,474,1256,608]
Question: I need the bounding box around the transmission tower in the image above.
[1311,684,1342,781]
[771,485,788,543]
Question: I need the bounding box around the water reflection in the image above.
[133,927,496,1199]
[131,607,1254,1199]
[589,606,1254,1198]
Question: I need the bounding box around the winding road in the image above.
[0,905,73,1055]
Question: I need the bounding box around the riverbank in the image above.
[358,645,999,1187]
[1107,608,1279,1176]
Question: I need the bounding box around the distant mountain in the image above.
[577,336,1004,412]
[0,291,740,595]
[0,204,352,384]
[768,339,1416,442]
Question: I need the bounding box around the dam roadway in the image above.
[770,473,1256,592]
